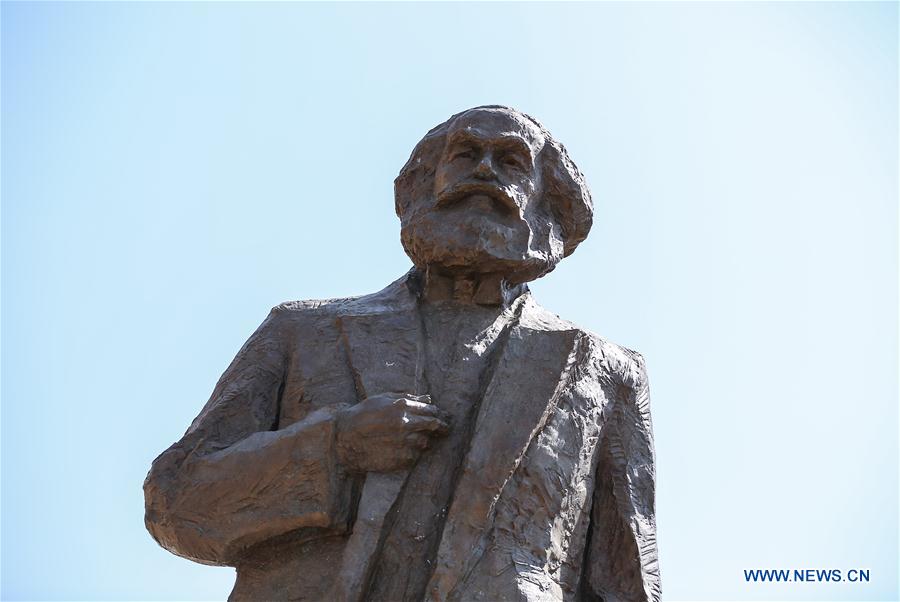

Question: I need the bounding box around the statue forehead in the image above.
[446,108,545,149]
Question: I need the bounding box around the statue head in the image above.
[395,106,593,284]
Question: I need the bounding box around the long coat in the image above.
[144,270,661,601]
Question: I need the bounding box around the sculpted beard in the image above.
[400,183,566,283]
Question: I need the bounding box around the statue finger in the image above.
[405,433,430,450]
[404,415,450,435]
[385,392,430,404]
[399,448,420,468]
[400,399,450,421]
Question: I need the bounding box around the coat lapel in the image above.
[331,278,425,602]
[324,274,582,601]
[426,303,582,600]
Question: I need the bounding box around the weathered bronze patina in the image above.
[144,106,661,601]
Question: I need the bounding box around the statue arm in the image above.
[583,352,661,602]
[143,308,354,566]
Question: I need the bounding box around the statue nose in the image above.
[473,155,497,181]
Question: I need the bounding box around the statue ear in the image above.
[539,140,593,257]
[394,127,449,220]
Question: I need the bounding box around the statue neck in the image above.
[413,266,527,307]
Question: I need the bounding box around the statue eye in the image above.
[453,148,477,161]
[499,153,525,170]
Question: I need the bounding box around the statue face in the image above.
[434,110,543,221]
[401,108,565,282]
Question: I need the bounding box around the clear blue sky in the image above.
[2,2,897,600]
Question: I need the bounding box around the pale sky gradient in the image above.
[3,2,898,601]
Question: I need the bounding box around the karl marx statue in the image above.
[144,106,660,602]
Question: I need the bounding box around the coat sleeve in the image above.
[143,307,354,566]
[582,352,661,602]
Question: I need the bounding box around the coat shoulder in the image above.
[270,270,417,323]
[521,297,648,391]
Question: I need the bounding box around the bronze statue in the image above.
[144,106,660,601]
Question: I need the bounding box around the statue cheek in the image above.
[433,169,448,189]
[518,177,537,198]
[516,187,539,212]
[435,161,467,187]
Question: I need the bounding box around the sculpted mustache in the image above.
[435,182,518,214]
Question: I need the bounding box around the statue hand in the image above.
[335,393,450,473]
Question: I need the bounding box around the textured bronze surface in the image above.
[144,106,660,601]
